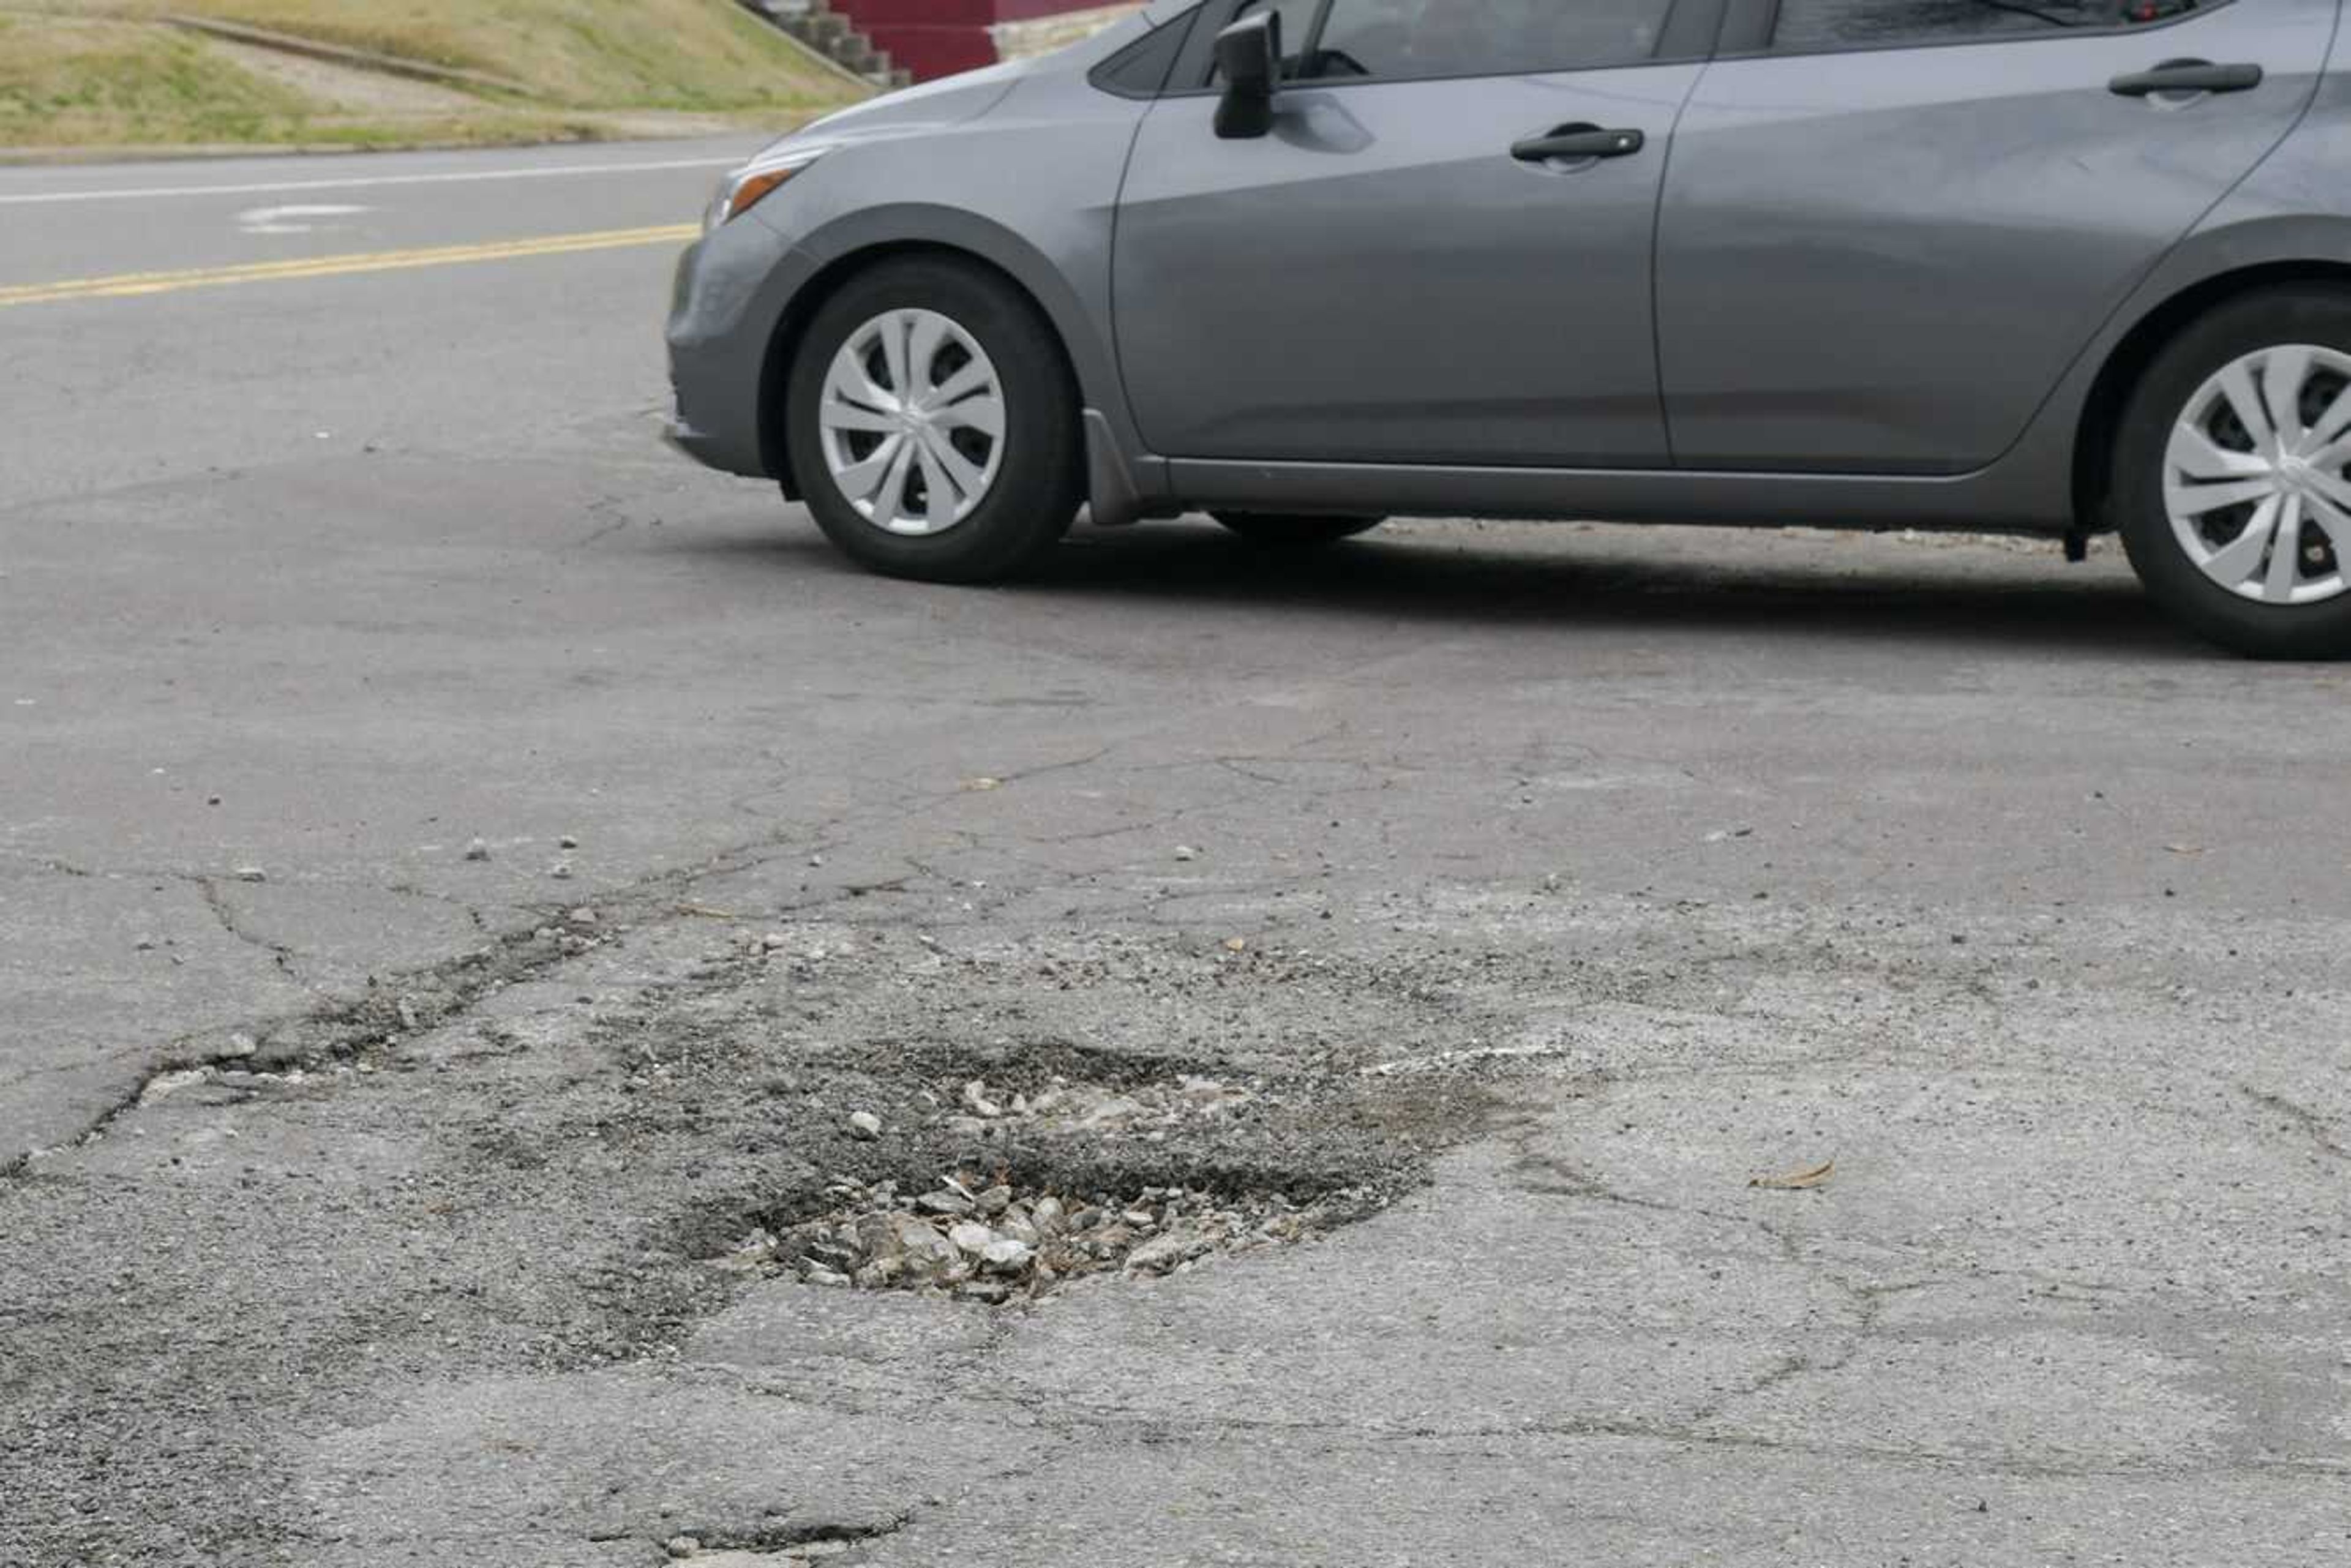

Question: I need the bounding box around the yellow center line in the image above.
[0,223,700,310]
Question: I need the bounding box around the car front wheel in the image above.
[2115,287,2351,658]
[784,257,1081,582]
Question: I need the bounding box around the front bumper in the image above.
[661,404,736,472]
[662,218,817,481]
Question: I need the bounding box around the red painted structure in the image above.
[830,0,1098,80]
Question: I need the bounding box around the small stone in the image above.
[231,866,266,883]
[854,1212,902,1256]
[1125,1232,1201,1275]
[665,1536,700,1559]
[1180,1077,1228,1102]
[981,1237,1032,1272]
[847,1110,882,1140]
[566,906,598,927]
[463,838,490,861]
[206,795,222,806]
[962,1079,1002,1118]
[917,1189,973,1217]
[957,1279,1010,1305]
[133,936,156,951]
[762,932,789,951]
[1222,937,1247,953]
[221,1032,258,1059]
[558,835,579,849]
[894,1220,958,1276]
[1172,845,1199,861]
[996,1214,1039,1246]
[803,1266,850,1288]
[1122,1207,1157,1229]
[550,861,573,880]
[975,1184,1011,1216]
[1032,1196,1067,1233]
[948,1221,997,1256]
[1078,1095,1146,1129]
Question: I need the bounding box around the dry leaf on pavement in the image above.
[1749,1158,1835,1190]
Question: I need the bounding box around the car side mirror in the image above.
[1213,13,1280,140]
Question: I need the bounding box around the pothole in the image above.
[713,1066,1399,1304]
[627,931,1507,1311]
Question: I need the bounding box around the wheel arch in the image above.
[757,211,1117,499]
[2072,258,2351,539]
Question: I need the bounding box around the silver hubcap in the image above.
[817,307,1005,536]
[2164,343,2351,606]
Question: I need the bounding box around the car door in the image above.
[1112,0,1722,468]
[1655,0,2338,474]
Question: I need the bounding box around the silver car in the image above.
[667,0,2351,658]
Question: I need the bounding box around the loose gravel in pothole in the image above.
[724,1168,1390,1305]
[716,1067,1411,1304]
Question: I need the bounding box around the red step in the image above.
[856,22,999,79]
[827,0,1114,80]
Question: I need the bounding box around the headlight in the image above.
[703,144,830,233]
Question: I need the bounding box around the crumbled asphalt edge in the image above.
[656,1515,913,1555]
[2,810,933,1176]
[1,752,1128,1177]
[1,912,616,1177]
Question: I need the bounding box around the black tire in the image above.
[1211,512,1384,547]
[784,257,1081,583]
[2114,287,2351,659]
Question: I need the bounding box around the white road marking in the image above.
[0,154,741,207]
[237,203,371,235]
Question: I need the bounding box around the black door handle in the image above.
[1512,126,1644,162]
[2110,61,2263,96]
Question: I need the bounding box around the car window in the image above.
[1770,0,2113,52]
[1306,0,1676,80]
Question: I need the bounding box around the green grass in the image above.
[0,17,315,146]
[97,0,859,109]
[1,1,863,151]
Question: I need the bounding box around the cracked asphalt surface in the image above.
[6,142,2351,1566]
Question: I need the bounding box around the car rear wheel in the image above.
[1211,512,1384,547]
[2115,288,2351,658]
[784,257,1081,582]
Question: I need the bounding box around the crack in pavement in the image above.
[2238,1082,2351,1164]
[189,874,318,992]
[989,1400,2351,1482]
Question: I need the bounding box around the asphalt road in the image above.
[4,140,2349,1567]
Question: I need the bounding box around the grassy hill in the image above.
[1,1,865,152]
